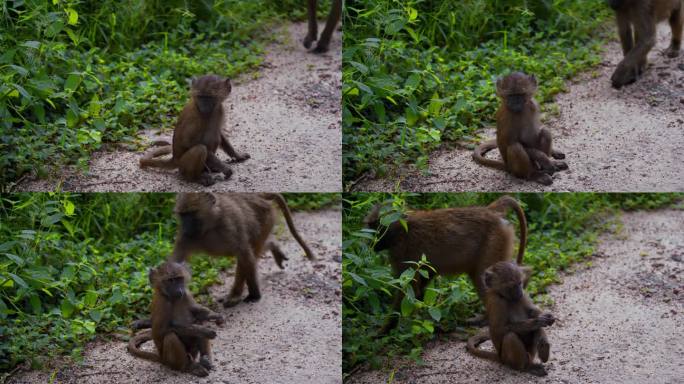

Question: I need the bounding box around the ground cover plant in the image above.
[341,193,682,375]
[342,0,611,187]
[0,192,338,373]
[0,0,330,190]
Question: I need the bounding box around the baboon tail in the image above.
[139,145,176,169]
[488,196,527,264]
[127,329,160,363]
[262,193,315,260]
[472,139,506,171]
[466,330,499,362]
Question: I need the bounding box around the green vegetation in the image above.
[0,192,336,372]
[0,0,329,189]
[342,0,611,186]
[342,193,681,375]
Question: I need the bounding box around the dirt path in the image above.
[347,208,684,384]
[16,21,341,192]
[355,24,684,192]
[9,208,342,384]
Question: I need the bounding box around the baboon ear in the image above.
[483,268,494,289]
[520,265,533,287]
[363,204,381,227]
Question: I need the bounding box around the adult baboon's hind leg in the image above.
[667,5,683,57]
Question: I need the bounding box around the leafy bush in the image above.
[342,0,611,186]
[0,192,331,372]
[0,0,330,189]
[341,193,681,374]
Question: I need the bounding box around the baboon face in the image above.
[496,72,537,113]
[483,261,530,302]
[150,262,189,301]
[174,193,216,239]
[191,75,232,115]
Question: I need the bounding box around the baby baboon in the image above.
[304,0,342,53]
[466,261,555,377]
[365,196,527,333]
[128,262,224,377]
[473,72,568,186]
[171,193,314,307]
[608,0,683,88]
[139,74,250,186]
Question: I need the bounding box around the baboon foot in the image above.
[189,363,209,377]
[551,150,565,160]
[222,168,233,180]
[221,295,243,308]
[527,363,548,377]
[665,46,680,58]
[303,34,317,49]
[533,172,553,186]
[611,64,638,88]
[312,43,329,54]
[199,355,213,370]
[233,152,250,162]
[243,292,261,303]
[538,340,550,362]
[553,161,568,171]
[198,174,218,186]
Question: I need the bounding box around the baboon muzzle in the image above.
[506,94,526,113]
[196,96,217,115]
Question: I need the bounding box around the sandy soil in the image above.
[347,208,684,384]
[354,24,684,192]
[8,208,342,384]
[16,22,341,192]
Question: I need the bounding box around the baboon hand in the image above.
[210,313,225,326]
[537,312,555,327]
[611,62,637,88]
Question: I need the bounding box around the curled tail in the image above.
[139,141,176,169]
[262,193,315,260]
[128,329,159,363]
[487,196,527,264]
[466,330,499,362]
[472,138,506,171]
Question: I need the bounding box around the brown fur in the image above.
[170,193,315,307]
[304,0,342,53]
[472,72,568,185]
[365,196,527,333]
[127,262,223,377]
[466,261,554,377]
[608,0,683,88]
[139,75,249,186]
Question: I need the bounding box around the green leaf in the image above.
[45,19,65,37]
[30,295,42,314]
[9,273,28,288]
[64,73,81,92]
[84,291,98,307]
[61,299,74,318]
[65,8,79,25]
[349,61,369,75]
[21,41,41,49]
[407,7,418,22]
[423,287,437,306]
[9,65,28,76]
[428,307,441,321]
[400,296,414,317]
[88,94,101,117]
[3,253,24,265]
[89,310,103,322]
[63,200,75,215]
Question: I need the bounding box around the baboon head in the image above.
[496,72,538,113]
[174,193,217,239]
[150,262,191,301]
[483,261,532,302]
[190,74,232,115]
